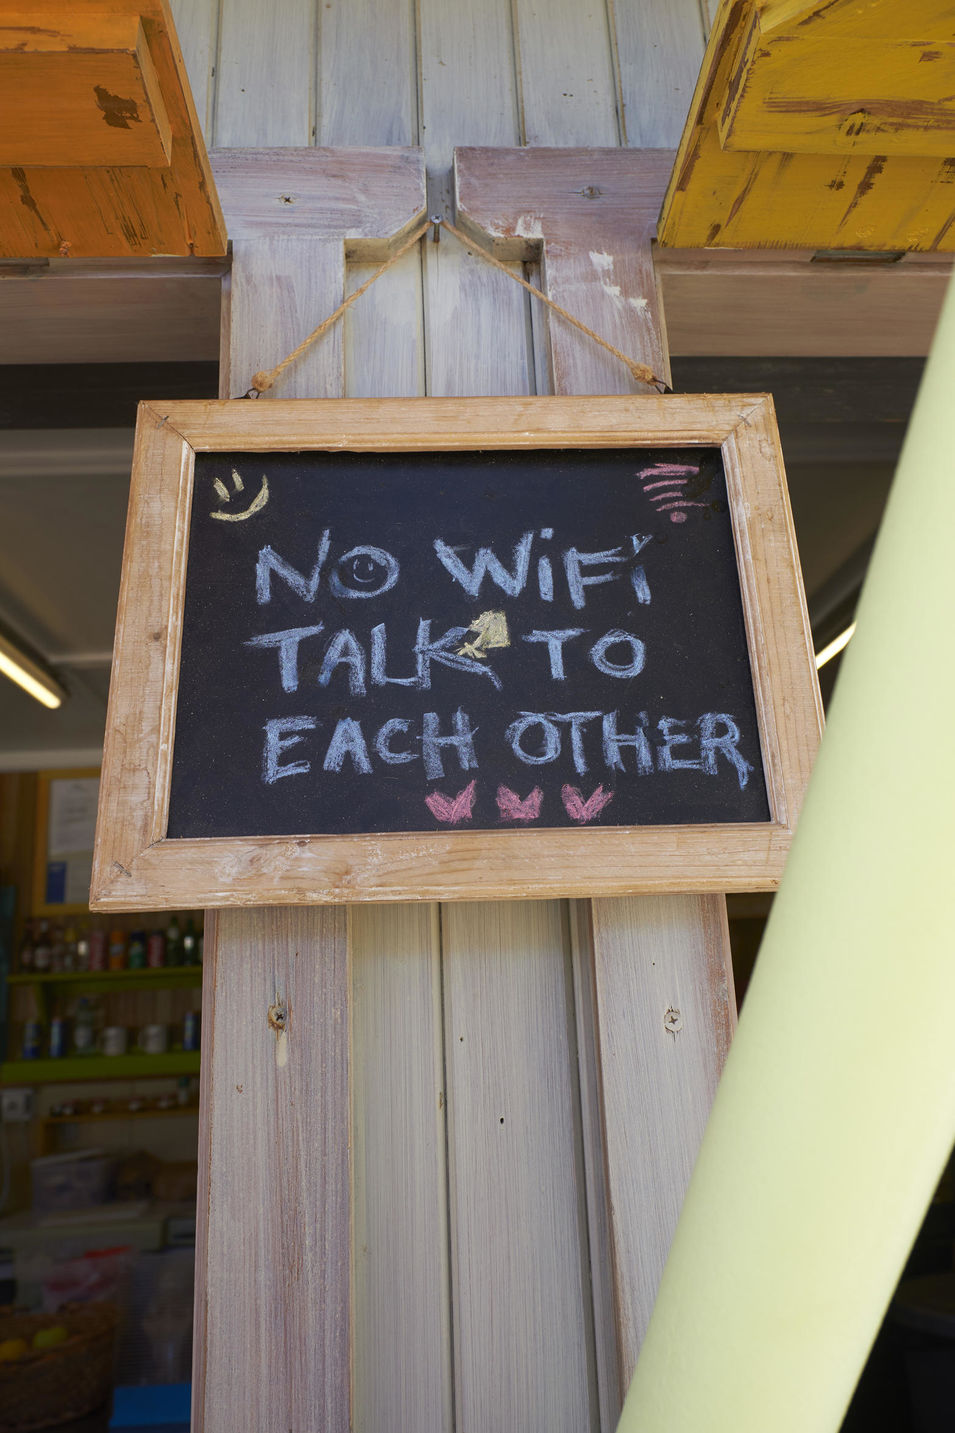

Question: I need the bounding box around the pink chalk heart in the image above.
[496,785,543,822]
[425,780,477,824]
[561,784,614,823]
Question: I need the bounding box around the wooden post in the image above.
[455,146,738,1386]
[192,148,426,1433]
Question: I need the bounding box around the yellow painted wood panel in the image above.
[758,0,955,42]
[659,0,955,251]
[719,21,955,157]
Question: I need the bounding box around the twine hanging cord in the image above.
[246,215,668,397]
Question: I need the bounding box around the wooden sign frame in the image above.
[90,394,821,911]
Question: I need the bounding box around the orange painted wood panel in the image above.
[0,16,172,167]
[0,0,225,257]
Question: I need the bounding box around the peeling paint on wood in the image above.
[660,0,955,251]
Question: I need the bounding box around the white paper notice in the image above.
[48,777,99,858]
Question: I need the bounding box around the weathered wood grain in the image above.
[193,906,350,1433]
[0,0,226,258]
[168,0,218,143]
[416,29,605,1423]
[350,904,452,1433]
[513,0,621,147]
[590,893,736,1380]
[213,0,314,146]
[3,248,950,366]
[317,0,417,147]
[443,901,596,1432]
[418,0,531,400]
[659,0,955,251]
[455,147,674,392]
[568,899,622,1430]
[614,0,706,147]
[209,149,426,398]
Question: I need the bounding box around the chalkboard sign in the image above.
[91,396,821,908]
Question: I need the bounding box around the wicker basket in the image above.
[0,1302,118,1433]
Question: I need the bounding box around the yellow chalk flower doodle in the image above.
[457,610,510,660]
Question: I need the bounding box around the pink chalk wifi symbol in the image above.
[496,786,543,822]
[561,785,614,823]
[425,780,477,824]
[637,463,702,524]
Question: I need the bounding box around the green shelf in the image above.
[0,1051,201,1085]
[7,967,201,993]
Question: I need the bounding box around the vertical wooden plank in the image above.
[351,905,453,1433]
[196,907,350,1433]
[317,0,417,147]
[418,0,531,397]
[345,251,424,399]
[700,0,723,38]
[613,0,706,148]
[197,146,351,1433]
[214,0,315,146]
[422,20,601,1424]
[226,235,345,399]
[568,900,623,1432]
[591,896,736,1381]
[307,14,453,1410]
[322,4,426,405]
[454,145,738,1409]
[200,147,434,1433]
[455,148,673,395]
[168,0,219,144]
[513,0,621,146]
[444,902,596,1433]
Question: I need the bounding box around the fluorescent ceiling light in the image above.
[815,622,856,671]
[0,626,67,709]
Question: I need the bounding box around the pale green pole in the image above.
[617,277,955,1433]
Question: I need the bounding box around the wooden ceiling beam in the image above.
[0,244,947,365]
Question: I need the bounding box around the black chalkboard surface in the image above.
[167,446,770,839]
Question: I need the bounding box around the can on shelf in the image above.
[49,1017,67,1058]
[21,1021,42,1060]
[88,928,108,971]
[182,1011,200,1052]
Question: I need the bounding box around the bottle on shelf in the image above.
[50,925,66,973]
[88,923,108,971]
[21,1019,42,1059]
[72,996,99,1057]
[49,1014,68,1059]
[62,926,79,972]
[146,928,166,968]
[182,918,198,967]
[182,1010,200,1052]
[108,928,128,971]
[75,926,91,972]
[17,922,35,974]
[33,920,52,974]
[165,914,183,967]
[128,930,147,969]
